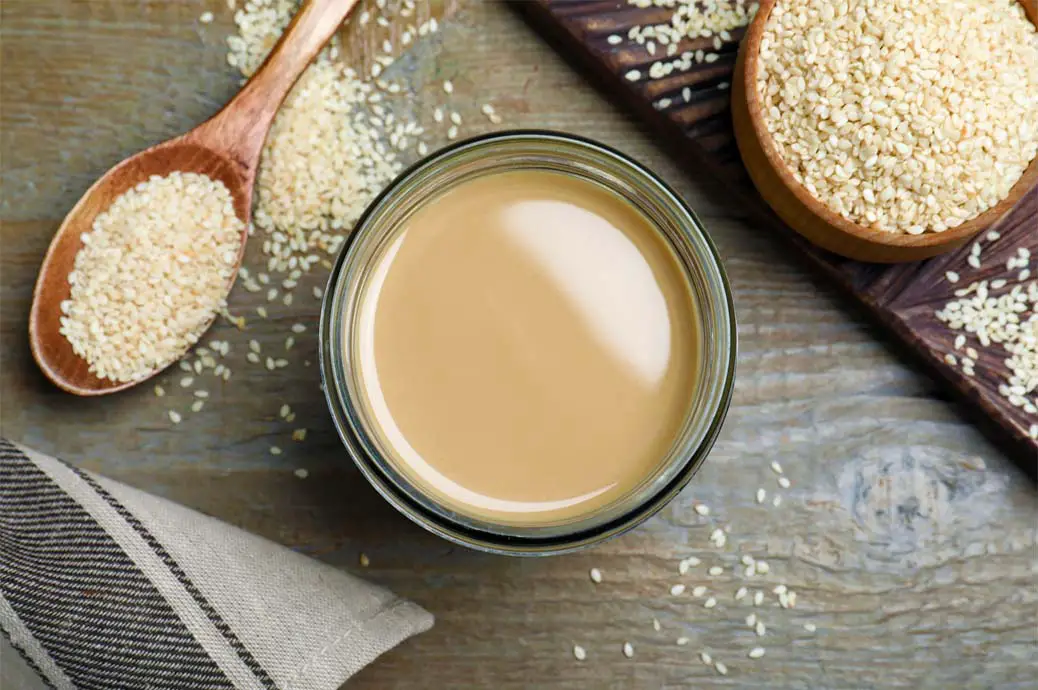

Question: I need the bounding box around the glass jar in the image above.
[320,131,736,555]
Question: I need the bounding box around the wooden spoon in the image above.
[29,0,361,395]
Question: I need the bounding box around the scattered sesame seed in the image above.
[746,613,757,627]
[652,617,661,632]
[804,622,817,633]
[270,446,282,456]
[754,590,765,606]
[714,661,728,676]
[622,642,634,658]
[625,69,642,81]
[946,271,960,283]
[442,80,454,94]
[359,552,370,567]
[199,11,214,23]
[699,651,712,665]
[770,461,783,474]
[154,385,165,397]
[772,495,782,507]
[704,597,717,609]
[589,567,602,584]
[748,647,765,659]
[573,645,586,661]
[168,410,182,424]
[708,566,723,576]
[191,400,205,413]
[676,636,690,646]
[670,584,687,596]
[756,488,766,503]
[778,476,791,489]
[735,587,748,600]
[607,34,622,45]
[692,586,707,597]
[756,620,766,636]
[180,376,194,388]
[694,504,710,516]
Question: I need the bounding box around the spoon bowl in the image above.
[29,0,360,395]
[29,142,253,395]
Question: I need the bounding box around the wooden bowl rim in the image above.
[739,0,1038,249]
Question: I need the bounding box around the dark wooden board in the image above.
[516,0,1038,463]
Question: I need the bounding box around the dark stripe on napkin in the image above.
[68,466,278,690]
[0,440,234,690]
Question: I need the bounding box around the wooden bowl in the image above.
[732,0,1038,263]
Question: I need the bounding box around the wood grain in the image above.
[27,0,363,397]
[1,1,1036,688]
[515,0,1038,462]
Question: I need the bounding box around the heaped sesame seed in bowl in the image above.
[732,0,1038,262]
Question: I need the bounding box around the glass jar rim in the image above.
[320,130,737,554]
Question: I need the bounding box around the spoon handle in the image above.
[192,0,361,172]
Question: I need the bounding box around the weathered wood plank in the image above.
[1,2,1035,688]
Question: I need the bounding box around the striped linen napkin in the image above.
[0,438,433,690]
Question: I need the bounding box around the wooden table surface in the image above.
[1,1,1035,688]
